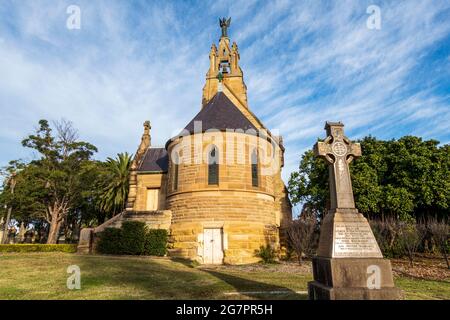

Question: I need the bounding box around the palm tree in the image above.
[98,152,132,217]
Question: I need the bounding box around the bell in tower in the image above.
[219,60,230,74]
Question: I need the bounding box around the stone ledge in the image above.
[308,281,403,300]
[312,257,396,287]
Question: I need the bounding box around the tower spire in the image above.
[202,18,248,108]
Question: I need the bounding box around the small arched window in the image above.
[208,146,219,185]
[251,149,259,187]
[173,152,179,191]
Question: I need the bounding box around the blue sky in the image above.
[0,0,449,184]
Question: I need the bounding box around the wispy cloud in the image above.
[0,0,449,182]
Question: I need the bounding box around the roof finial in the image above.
[141,120,151,149]
[131,120,151,172]
[219,17,231,38]
[144,120,151,132]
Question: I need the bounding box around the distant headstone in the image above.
[24,230,34,243]
[308,122,402,300]
[18,222,26,243]
[77,228,94,254]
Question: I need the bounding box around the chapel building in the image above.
[79,19,292,264]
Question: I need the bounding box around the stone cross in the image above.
[314,122,361,210]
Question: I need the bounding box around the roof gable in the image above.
[183,92,257,134]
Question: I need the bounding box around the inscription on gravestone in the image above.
[333,223,381,257]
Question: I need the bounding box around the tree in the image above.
[0,160,41,243]
[62,159,108,242]
[380,185,414,221]
[288,135,450,221]
[397,221,425,266]
[287,214,319,264]
[20,119,97,243]
[383,136,449,220]
[288,149,328,219]
[98,152,132,217]
[428,218,449,269]
[351,162,382,218]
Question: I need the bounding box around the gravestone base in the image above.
[308,257,403,300]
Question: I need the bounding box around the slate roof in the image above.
[183,92,257,134]
[138,148,168,173]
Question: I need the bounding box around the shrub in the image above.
[370,219,393,257]
[397,221,424,266]
[427,218,449,269]
[121,221,147,255]
[144,229,168,256]
[96,227,123,254]
[370,218,404,258]
[255,244,277,264]
[281,246,294,261]
[0,244,77,253]
[96,222,168,256]
[287,218,319,264]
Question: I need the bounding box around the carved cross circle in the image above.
[332,142,347,157]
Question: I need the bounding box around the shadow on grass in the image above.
[169,257,307,299]
[73,255,214,299]
[169,257,200,268]
[72,255,306,300]
[202,269,307,300]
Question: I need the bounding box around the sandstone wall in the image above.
[166,132,286,264]
[133,173,168,211]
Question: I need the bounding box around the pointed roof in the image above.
[137,148,168,173]
[183,92,257,134]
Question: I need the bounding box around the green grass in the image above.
[0,253,448,300]
[394,277,450,300]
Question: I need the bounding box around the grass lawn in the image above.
[0,252,448,300]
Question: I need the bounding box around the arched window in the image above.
[173,152,179,191]
[251,149,259,187]
[208,146,219,185]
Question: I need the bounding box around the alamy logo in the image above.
[66,5,81,30]
[367,265,381,289]
[366,5,381,30]
[67,265,81,290]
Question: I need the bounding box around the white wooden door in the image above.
[203,228,223,264]
[146,189,160,211]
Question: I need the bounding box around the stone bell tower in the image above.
[202,17,248,108]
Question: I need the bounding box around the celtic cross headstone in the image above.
[314,122,361,210]
[308,122,402,300]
